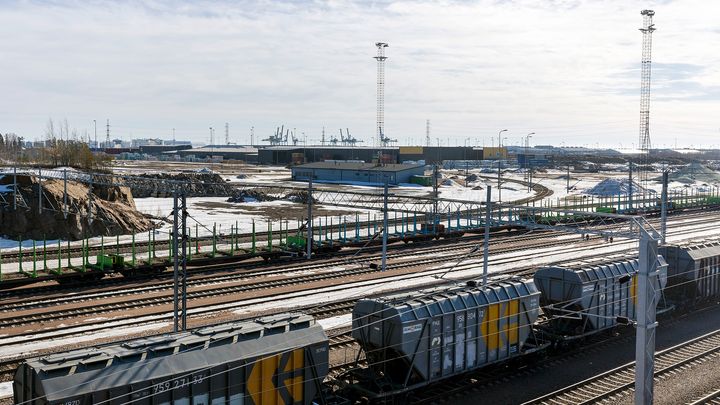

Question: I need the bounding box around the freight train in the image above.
[13,238,720,405]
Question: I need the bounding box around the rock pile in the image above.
[226,189,315,204]
[0,175,156,240]
[129,173,235,198]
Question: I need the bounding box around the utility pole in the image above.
[374,42,389,147]
[629,162,634,210]
[497,129,507,203]
[250,126,254,146]
[321,127,326,146]
[225,122,229,145]
[381,179,389,271]
[483,185,491,287]
[636,229,664,405]
[93,120,97,149]
[638,9,656,187]
[661,171,668,244]
[306,177,313,260]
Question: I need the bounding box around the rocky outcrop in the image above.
[128,173,235,198]
[0,175,156,240]
[226,189,315,204]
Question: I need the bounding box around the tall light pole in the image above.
[526,132,535,191]
[497,129,508,202]
[93,120,97,149]
[464,136,473,175]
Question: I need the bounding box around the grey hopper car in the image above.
[660,239,720,303]
[350,279,541,397]
[14,313,328,405]
[534,256,667,336]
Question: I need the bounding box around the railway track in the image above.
[524,329,720,405]
[0,209,718,382]
[0,233,596,330]
[688,388,720,405]
[0,211,713,351]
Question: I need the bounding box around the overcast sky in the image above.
[1,0,719,148]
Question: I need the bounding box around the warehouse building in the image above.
[398,146,483,164]
[175,145,258,162]
[257,145,483,165]
[258,146,399,165]
[291,162,425,185]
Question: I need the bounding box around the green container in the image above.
[595,206,617,214]
[96,254,124,270]
[286,235,307,250]
[410,175,433,186]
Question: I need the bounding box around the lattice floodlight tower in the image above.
[638,10,655,185]
[375,42,389,146]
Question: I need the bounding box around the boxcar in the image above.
[14,313,328,405]
[660,239,720,304]
[534,256,667,337]
[350,279,541,398]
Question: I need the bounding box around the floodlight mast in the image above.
[638,9,656,187]
[375,42,389,147]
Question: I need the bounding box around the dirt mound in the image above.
[129,173,235,198]
[658,163,720,184]
[0,175,155,240]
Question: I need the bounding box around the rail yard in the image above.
[1,159,720,405]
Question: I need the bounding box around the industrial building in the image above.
[174,145,258,162]
[259,146,399,166]
[291,161,425,185]
[257,145,483,166]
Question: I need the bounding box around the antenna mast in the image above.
[374,42,389,147]
[638,10,656,185]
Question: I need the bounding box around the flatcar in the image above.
[14,313,329,405]
[347,278,542,400]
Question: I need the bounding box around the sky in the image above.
[1,0,719,149]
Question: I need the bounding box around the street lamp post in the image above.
[497,129,508,202]
[93,120,97,149]
[464,137,473,176]
[526,132,535,191]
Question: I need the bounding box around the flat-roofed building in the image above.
[291,161,425,185]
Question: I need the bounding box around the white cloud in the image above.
[0,0,719,148]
